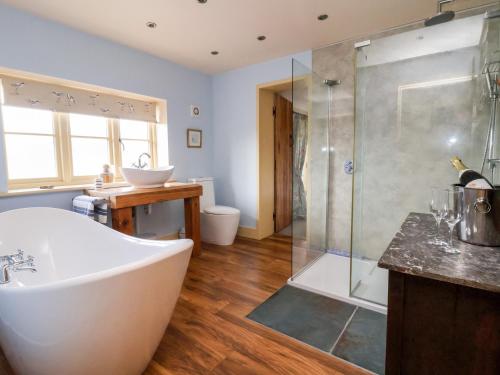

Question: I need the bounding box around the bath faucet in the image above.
[0,253,37,284]
[132,153,151,169]
[0,249,24,265]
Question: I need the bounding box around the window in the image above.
[2,106,59,182]
[1,105,166,189]
[69,114,111,177]
[119,119,152,168]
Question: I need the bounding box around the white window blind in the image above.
[0,75,159,123]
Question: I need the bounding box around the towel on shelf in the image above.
[72,195,108,224]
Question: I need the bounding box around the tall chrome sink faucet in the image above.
[132,153,151,169]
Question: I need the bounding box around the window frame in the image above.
[115,119,158,176]
[2,108,64,188]
[3,108,160,190]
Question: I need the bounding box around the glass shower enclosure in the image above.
[288,6,499,310]
[351,10,498,305]
[290,59,330,278]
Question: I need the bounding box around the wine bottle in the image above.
[450,157,493,189]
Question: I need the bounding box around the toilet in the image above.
[188,177,240,246]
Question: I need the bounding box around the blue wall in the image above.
[212,51,311,228]
[0,3,213,236]
[0,3,312,235]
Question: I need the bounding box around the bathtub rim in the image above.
[0,207,193,294]
[0,237,193,293]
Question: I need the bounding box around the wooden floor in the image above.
[0,235,369,375]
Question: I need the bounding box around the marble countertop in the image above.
[378,212,500,293]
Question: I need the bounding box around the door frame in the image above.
[240,78,292,240]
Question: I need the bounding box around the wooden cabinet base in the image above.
[184,196,201,256]
[111,208,134,236]
[385,271,500,375]
[88,183,203,256]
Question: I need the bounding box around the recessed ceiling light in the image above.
[257,35,266,41]
[197,0,208,3]
[146,21,157,29]
[211,51,219,55]
[317,14,328,21]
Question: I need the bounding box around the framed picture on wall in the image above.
[187,128,202,148]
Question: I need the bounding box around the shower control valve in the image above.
[344,160,354,175]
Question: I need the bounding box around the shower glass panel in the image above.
[351,13,492,305]
[291,59,330,278]
[480,10,500,184]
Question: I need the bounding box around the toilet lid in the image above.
[204,205,240,215]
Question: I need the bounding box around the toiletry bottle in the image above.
[95,177,104,189]
[100,164,114,184]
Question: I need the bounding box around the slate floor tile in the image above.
[332,307,387,374]
[247,285,356,352]
[248,285,387,374]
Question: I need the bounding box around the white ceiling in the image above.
[0,0,495,74]
[358,14,484,67]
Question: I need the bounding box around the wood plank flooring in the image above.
[0,235,369,375]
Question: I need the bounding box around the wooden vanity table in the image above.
[379,213,500,375]
[85,182,203,256]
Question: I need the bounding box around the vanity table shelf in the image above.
[85,182,203,256]
[378,212,500,375]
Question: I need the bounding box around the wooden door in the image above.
[274,94,293,233]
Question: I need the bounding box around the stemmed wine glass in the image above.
[443,187,464,254]
[429,188,448,245]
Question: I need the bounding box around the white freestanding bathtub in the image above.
[0,207,193,375]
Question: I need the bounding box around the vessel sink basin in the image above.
[121,166,175,188]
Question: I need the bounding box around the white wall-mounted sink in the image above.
[121,166,175,188]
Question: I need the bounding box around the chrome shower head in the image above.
[425,11,455,26]
[425,0,455,27]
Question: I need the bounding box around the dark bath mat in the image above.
[247,285,356,352]
[248,285,387,374]
[332,307,387,375]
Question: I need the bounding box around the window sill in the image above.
[0,182,131,197]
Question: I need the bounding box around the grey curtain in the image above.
[293,112,308,219]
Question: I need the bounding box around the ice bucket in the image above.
[455,185,500,247]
